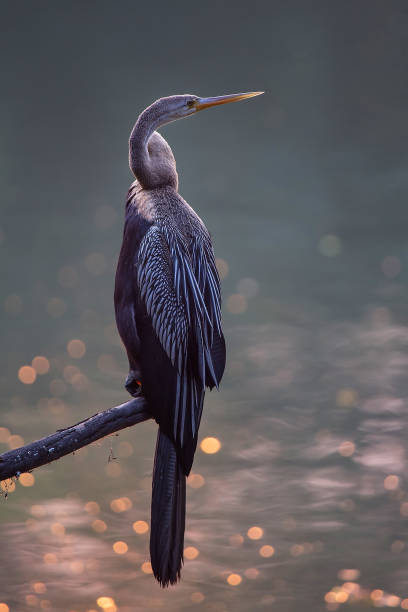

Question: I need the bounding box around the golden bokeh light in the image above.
[141,561,153,574]
[215,258,229,280]
[303,542,314,554]
[324,592,337,603]
[259,545,275,558]
[70,372,89,391]
[26,595,38,606]
[229,534,244,547]
[92,519,107,533]
[43,553,58,565]
[338,441,355,457]
[133,520,149,534]
[110,497,132,512]
[385,594,400,607]
[227,573,242,586]
[67,339,86,359]
[244,568,259,579]
[32,356,50,375]
[337,569,360,581]
[32,582,46,594]
[370,589,384,601]
[187,473,205,488]
[19,473,35,487]
[226,293,247,314]
[70,560,84,574]
[384,474,399,491]
[113,541,128,554]
[184,546,199,560]
[290,544,304,557]
[191,592,205,603]
[85,501,100,515]
[18,365,37,384]
[200,436,221,454]
[401,599,408,609]
[50,522,65,537]
[336,388,358,407]
[0,604,9,612]
[336,591,349,603]
[96,597,116,609]
[63,365,80,382]
[342,582,360,595]
[247,526,263,540]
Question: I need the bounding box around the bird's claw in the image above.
[125,371,142,397]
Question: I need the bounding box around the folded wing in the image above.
[136,224,225,467]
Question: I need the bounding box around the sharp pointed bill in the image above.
[194,90,264,111]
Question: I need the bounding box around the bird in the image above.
[114,91,263,587]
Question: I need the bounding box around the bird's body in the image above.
[115,176,225,474]
[114,91,261,586]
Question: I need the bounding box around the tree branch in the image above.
[0,396,152,481]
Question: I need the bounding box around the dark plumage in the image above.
[114,92,261,586]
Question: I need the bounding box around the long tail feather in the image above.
[150,430,186,587]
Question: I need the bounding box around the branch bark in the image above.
[0,396,152,481]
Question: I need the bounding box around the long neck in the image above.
[129,103,178,190]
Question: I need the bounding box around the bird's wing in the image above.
[190,233,225,388]
[137,225,189,375]
[136,225,224,450]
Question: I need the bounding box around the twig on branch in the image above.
[0,396,151,481]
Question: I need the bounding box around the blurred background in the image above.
[1,1,408,610]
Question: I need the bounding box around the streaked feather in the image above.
[136,221,224,448]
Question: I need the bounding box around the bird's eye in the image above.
[187,100,195,108]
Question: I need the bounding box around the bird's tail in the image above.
[150,429,186,587]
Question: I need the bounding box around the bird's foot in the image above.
[125,370,142,398]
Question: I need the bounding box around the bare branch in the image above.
[0,396,151,481]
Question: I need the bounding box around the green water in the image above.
[1,1,408,610]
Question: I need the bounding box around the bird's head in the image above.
[150,91,264,123]
[130,91,263,188]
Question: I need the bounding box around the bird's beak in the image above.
[195,91,264,111]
